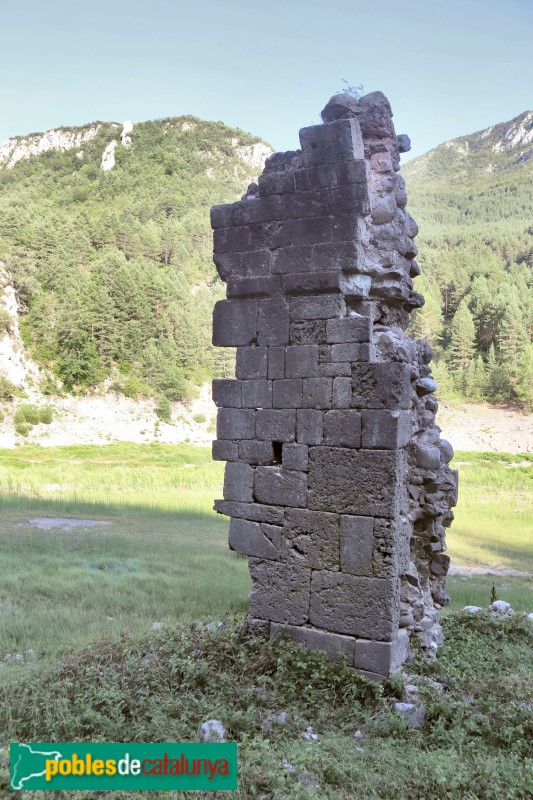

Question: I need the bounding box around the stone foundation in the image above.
[211,91,458,677]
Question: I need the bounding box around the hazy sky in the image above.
[1,0,532,158]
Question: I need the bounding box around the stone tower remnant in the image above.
[211,91,458,679]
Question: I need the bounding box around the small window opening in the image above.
[272,441,283,464]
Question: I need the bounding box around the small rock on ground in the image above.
[198,720,226,743]
[393,702,427,729]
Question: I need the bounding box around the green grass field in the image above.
[0,443,531,799]
[0,443,531,662]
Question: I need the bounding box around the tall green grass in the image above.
[0,444,531,662]
[448,451,532,574]
[0,444,251,659]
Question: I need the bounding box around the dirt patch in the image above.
[27,518,111,531]
[449,564,531,577]
[438,401,533,454]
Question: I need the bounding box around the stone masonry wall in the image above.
[211,91,458,679]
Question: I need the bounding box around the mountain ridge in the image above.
[403,109,533,186]
[0,107,531,424]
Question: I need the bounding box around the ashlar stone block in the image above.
[217,408,255,440]
[309,571,400,641]
[296,409,323,445]
[299,118,364,166]
[239,440,275,466]
[214,499,284,525]
[212,299,257,347]
[257,298,290,346]
[308,447,404,518]
[229,518,280,560]
[248,559,311,625]
[255,409,296,442]
[332,376,352,407]
[236,347,268,379]
[212,378,242,408]
[340,515,374,576]
[212,440,239,462]
[254,466,307,508]
[361,410,412,449]
[352,629,409,675]
[303,378,333,409]
[241,379,272,409]
[285,345,319,378]
[223,461,254,502]
[282,443,309,472]
[351,363,412,409]
[290,295,345,321]
[272,379,303,409]
[281,508,340,569]
[326,316,372,344]
[270,623,355,665]
[323,410,361,448]
[268,347,285,379]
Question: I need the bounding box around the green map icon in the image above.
[11,744,63,790]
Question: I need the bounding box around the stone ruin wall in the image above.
[210,91,458,679]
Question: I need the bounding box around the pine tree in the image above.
[498,300,528,375]
[486,342,508,400]
[515,344,533,411]
[447,299,476,373]
[410,276,444,352]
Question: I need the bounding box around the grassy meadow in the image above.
[0,443,531,798]
[0,443,250,659]
[0,443,531,662]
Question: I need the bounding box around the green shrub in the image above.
[0,408,4,422]
[193,413,206,424]
[123,373,152,399]
[15,404,41,425]
[15,422,31,436]
[155,396,172,423]
[39,406,54,424]
[0,308,13,334]
[0,373,18,402]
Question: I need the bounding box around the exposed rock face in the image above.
[0,125,104,168]
[0,263,42,389]
[100,139,117,171]
[211,92,457,677]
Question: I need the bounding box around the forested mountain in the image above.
[0,109,531,410]
[0,118,271,400]
[403,111,533,408]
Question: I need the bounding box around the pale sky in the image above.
[1,0,532,158]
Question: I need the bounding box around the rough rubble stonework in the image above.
[210,91,458,679]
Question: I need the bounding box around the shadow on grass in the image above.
[0,491,223,522]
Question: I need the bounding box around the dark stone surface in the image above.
[323,410,362,448]
[308,447,404,518]
[241,379,273,409]
[212,379,242,408]
[271,623,355,664]
[299,118,364,166]
[212,299,257,347]
[236,347,268,379]
[254,466,307,508]
[361,410,412,449]
[281,508,340,569]
[255,409,296,442]
[309,571,400,640]
[229,518,280,560]
[223,461,254,502]
[217,408,255,440]
[351,363,412,409]
[340,515,374,576]
[296,409,324,445]
[248,559,311,624]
